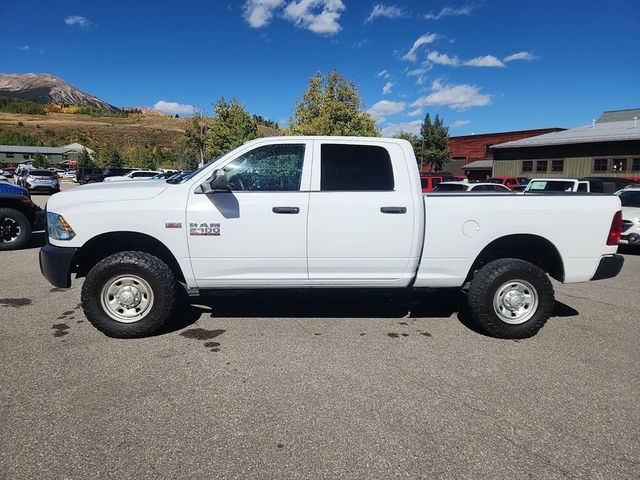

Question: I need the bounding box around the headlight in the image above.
[47,212,76,240]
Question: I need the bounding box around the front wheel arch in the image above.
[73,231,186,284]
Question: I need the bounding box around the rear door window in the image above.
[320,144,394,191]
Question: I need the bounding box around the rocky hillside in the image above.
[0,73,117,111]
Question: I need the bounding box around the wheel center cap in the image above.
[504,291,525,310]
[117,287,140,308]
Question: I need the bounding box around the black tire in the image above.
[0,208,31,251]
[467,258,555,339]
[81,251,177,338]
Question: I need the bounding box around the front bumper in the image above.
[590,254,624,281]
[39,244,77,288]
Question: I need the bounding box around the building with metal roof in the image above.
[491,116,640,180]
[598,108,640,123]
[0,143,91,168]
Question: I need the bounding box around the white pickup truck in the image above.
[40,137,624,339]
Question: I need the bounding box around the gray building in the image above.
[492,109,640,179]
[0,143,93,168]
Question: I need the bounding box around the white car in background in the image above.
[617,187,640,246]
[433,181,511,192]
[103,170,160,182]
[525,178,590,193]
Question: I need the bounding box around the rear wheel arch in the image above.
[73,231,186,284]
[467,234,565,283]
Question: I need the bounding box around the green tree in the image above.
[97,144,124,168]
[416,113,450,172]
[185,109,208,167]
[127,146,156,169]
[78,147,93,168]
[205,97,258,159]
[288,71,379,136]
[32,152,47,168]
[0,128,44,146]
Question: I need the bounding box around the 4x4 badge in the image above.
[189,222,220,236]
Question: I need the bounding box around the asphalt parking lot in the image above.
[1,182,639,479]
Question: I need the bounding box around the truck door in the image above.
[186,141,312,287]
[307,141,416,284]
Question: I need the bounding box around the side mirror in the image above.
[198,169,229,194]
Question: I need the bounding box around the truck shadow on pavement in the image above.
[166,289,580,337]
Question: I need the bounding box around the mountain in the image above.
[0,73,118,111]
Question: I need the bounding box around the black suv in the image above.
[77,167,135,184]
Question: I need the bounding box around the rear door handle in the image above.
[272,207,300,214]
[380,207,407,214]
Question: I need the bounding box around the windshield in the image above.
[527,180,576,192]
[618,191,640,207]
[168,158,219,184]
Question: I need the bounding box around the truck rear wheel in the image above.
[0,208,31,251]
[467,258,555,339]
[81,251,176,338]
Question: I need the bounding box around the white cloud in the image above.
[242,0,345,35]
[367,100,406,122]
[382,81,394,95]
[64,15,95,29]
[402,33,438,62]
[18,45,44,54]
[450,120,470,128]
[381,119,423,137]
[153,101,195,115]
[503,51,539,62]
[243,0,284,28]
[377,69,391,79]
[365,4,404,23]
[406,66,431,85]
[408,108,423,117]
[427,50,460,66]
[424,6,474,20]
[411,80,491,111]
[464,55,505,67]
[283,0,346,35]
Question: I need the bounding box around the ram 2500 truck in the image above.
[39,137,625,339]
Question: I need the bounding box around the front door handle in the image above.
[380,207,407,214]
[272,207,300,214]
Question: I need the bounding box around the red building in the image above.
[447,128,565,180]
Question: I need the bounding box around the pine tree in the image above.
[417,113,450,172]
[205,98,258,158]
[289,71,379,136]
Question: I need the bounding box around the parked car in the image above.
[0,168,15,179]
[420,176,444,192]
[63,170,77,179]
[579,177,638,194]
[0,181,43,250]
[21,169,60,193]
[434,181,511,192]
[151,171,180,180]
[616,187,640,247]
[40,136,624,340]
[524,178,590,193]
[103,170,161,182]
[486,177,528,190]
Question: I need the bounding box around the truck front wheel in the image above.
[81,251,177,338]
[467,258,555,339]
[0,208,31,251]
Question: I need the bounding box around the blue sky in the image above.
[1,1,639,136]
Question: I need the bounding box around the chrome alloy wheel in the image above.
[100,275,154,323]
[0,217,21,243]
[492,279,538,325]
